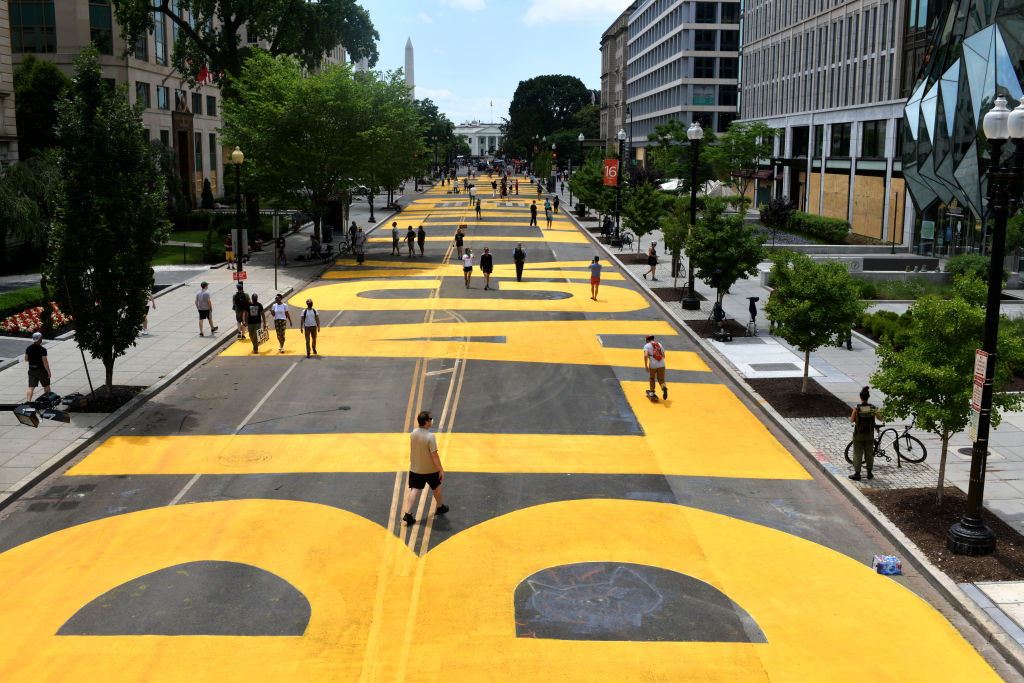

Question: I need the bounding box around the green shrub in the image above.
[858,309,915,350]
[945,253,1009,283]
[759,197,795,231]
[876,278,926,300]
[853,279,877,299]
[202,229,221,264]
[0,286,45,320]
[789,211,850,243]
[201,179,215,210]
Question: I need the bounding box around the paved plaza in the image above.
[0,176,1015,679]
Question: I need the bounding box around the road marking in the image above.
[167,473,200,507]
[424,367,456,376]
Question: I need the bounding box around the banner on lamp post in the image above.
[603,159,619,186]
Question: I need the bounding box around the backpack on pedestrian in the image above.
[854,404,876,435]
[649,341,664,362]
[233,291,248,310]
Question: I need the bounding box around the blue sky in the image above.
[368,0,633,124]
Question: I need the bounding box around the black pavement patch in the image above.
[58,561,310,636]
[514,562,766,643]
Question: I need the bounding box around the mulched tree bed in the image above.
[69,385,146,413]
[746,377,852,418]
[683,318,748,341]
[618,252,651,265]
[864,487,1024,582]
[652,287,708,303]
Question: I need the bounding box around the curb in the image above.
[563,208,1024,675]
[0,284,298,513]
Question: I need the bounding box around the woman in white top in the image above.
[269,293,293,353]
[462,248,473,288]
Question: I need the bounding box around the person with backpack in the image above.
[850,386,882,480]
[300,299,321,358]
[643,334,668,400]
[589,256,602,300]
[246,293,268,354]
[232,283,249,340]
[512,243,526,281]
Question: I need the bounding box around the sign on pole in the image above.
[232,270,247,281]
[970,349,988,440]
[603,159,619,186]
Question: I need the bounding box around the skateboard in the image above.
[646,390,659,402]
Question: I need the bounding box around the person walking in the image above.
[142,285,156,336]
[224,233,234,267]
[469,184,477,207]
[402,410,448,525]
[589,256,602,300]
[545,204,553,228]
[529,201,538,226]
[195,281,217,336]
[246,294,268,354]
[24,332,51,402]
[269,293,293,353]
[515,178,519,195]
[643,242,659,281]
[849,386,882,480]
[406,226,416,257]
[553,195,560,213]
[491,179,497,198]
[275,234,288,266]
[354,226,367,264]
[391,222,401,256]
[462,248,473,288]
[417,225,426,255]
[513,243,526,282]
[643,334,668,400]
[481,247,494,290]
[300,298,321,358]
[475,198,482,220]
[232,283,249,340]
[454,227,465,258]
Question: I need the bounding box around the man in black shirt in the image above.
[529,201,538,226]
[275,235,287,265]
[246,294,268,354]
[24,332,50,402]
[232,283,250,340]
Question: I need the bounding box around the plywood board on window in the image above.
[851,175,884,239]
[807,172,821,215]
[821,172,849,221]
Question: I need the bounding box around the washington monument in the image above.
[405,37,415,100]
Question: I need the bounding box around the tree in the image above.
[360,71,425,203]
[704,121,777,200]
[13,53,72,159]
[646,120,715,194]
[686,196,765,304]
[571,104,600,140]
[201,178,215,209]
[660,194,692,284]
[569,148,616,218]
[416,98,454,168]
[46,46,169,393]
[622,181,663,253]
[502,75,590,157]
[871,275,1024,504]
[765,251,866,394]
[149,141,191,228]
[111,0,378,90]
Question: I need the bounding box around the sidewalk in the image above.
[0,193,406,506]
[551,179,1024,665]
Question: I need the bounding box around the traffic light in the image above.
[552,153,557,158]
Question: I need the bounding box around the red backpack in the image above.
[649,341,664,361]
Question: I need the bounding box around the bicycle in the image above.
[844,419,927,468]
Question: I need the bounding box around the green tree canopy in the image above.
[359,71,426,195]
[502,75,590,158]
[765,251,866,394]
[686,196,764,304]
[416,98,455,167]
[870,275,1024,504]
[704,121,777,199]
[646,120,716,194]
[13,53,72,159]
[622,181,663,254]
[47,46,169,391]
[111,0,378,89]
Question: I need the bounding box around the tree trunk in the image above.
[313,215,322,244]
[103,351,114,398]
[801,349,810,394]
[671,247,681,284]
[936,432,950,506]
[40,276,54,336]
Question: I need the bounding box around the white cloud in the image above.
[524,0,629,26]
[417,87,509,126]
[441,0,487,11]
[418,12,433,23]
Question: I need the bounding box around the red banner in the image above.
[603,159,619,186]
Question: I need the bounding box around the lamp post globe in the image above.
[682,123,703,310]
[232,147,244,280]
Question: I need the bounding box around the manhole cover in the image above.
[218,450,272,466]
[194,392,228,400]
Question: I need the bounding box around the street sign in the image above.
[233,270,247,281]
[974,349,988,382]
[969,410,980,441]
[603,159,619,186]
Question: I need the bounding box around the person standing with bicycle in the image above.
[850,386,882,480]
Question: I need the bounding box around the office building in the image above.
[739,0,909,243]
[600,2,635,150]
[625,0,741,166]
[0,0,17,167]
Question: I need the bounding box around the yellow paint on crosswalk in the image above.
[322,267,624,281]
[369,232,590,244]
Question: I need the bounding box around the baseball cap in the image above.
[200,281,208,287]
[306,299,313,305]
[646,335,655,341]
[236,283,243,289]
[32,332,42,342]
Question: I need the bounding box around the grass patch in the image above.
[168,230,211,244]
[151,244,207,266]
[0,286,44,314]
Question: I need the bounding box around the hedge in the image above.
[789,211,850,243]
[858,309,914,350]
[945,253,1009,283]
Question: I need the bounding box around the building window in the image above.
[720,30,739,51]
[695,2,717,23]
[194,132,203,171]
[813,125,824,157]
[718,85,738,107]
[154,7,167,65]
[695,30,716,51]
[209,133,217,181]
[207,95,216,117]
[721,3,739,23]
[192,93,202,115]
[717,112,737,132]
[89,0,113,54]
[135,34,148,61]
[135,82,150,108]
[156,85,169,110]
[174,89,186,110]
[861,120,887,157]
[10,0,58,53]
[830,122,851,157]
[792,126,809,157]
[719,57,738,79]
[159,130,169,146]
[694,57,715,78]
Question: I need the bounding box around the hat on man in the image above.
[236,283,244,289]
[646,335,655,342]
[200,281,208,287]
[31,332,42,342]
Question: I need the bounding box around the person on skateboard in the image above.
[643,334,667,400]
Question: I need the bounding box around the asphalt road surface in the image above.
[0,176,1009,680]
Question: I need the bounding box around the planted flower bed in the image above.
[0,302,73,337]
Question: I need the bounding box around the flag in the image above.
[198,65,213,85]
[590,90,595,105]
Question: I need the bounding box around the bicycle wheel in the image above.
[895,434,927,463]
[844,441,854,463]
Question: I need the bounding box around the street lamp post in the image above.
[551,142,556,192]
[231,146,244,281]
[682,122,703,310]
[948,95,1024,555]
[432,136,438,175]
[614,129,626,243]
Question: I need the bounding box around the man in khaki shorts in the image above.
[643,334,668,400]
[402,410,449,524]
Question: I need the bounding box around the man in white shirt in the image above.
[269,293,293,353]
[300,298,321,358]
[643,334,668,399]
